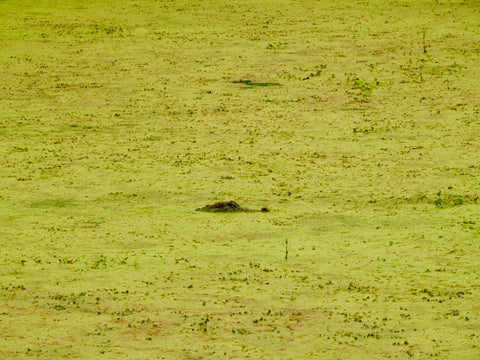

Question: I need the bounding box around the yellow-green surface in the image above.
[1,0,480,358]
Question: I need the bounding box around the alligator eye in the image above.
[261,207,270,212]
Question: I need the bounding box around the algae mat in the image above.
[1,0,480,358]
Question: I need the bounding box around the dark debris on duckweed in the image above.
[196,200,269,213]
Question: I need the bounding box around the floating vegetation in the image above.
[196,200,269,213]
[434,191,478,208]
[345,74,380,94]
[232,79,281,87]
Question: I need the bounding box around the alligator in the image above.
[195,200,269,213]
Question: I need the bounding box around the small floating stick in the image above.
[285,239,288,262]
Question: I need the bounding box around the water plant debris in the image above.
[196,201,269,213]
